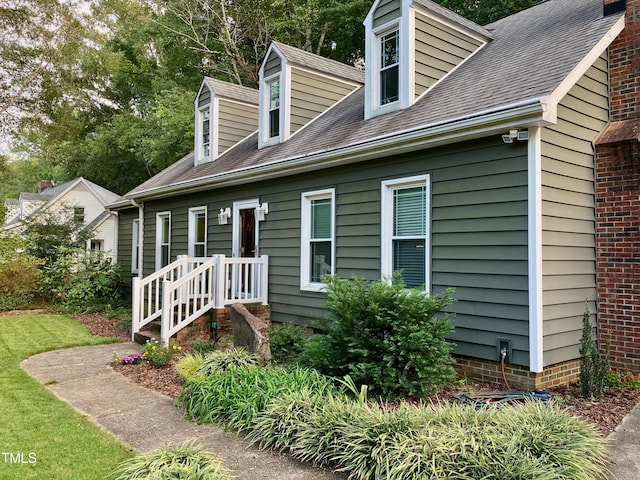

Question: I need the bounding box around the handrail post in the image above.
[213,254,225,309]
[132,277,140,341]
[261,255,269,305]
[161,279,172,344]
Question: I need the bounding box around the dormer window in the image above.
[200,106,211,159]
[268,79,281,138]
[380,29,400,105]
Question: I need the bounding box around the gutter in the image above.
[124,97,550,202]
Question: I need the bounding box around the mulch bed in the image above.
[69,311,640,437]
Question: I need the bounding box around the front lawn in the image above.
[0,313,133,480]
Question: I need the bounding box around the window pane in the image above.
[196,213,206,242]
[202,109,210,157]
[311,198,331,239]
[394,186,425,236]
[381,30,399,68]
[311,241,332,283]
[269,80,280,109]
[269,109,280,138]
[162,217,170,243]
[381,65,399,104]
[161,245,170,268]
[194,244,205,257]
[393,239,425,288]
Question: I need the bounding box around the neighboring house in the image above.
[109,0,637,389]
[4,178,121,260]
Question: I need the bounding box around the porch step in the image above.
[133,320,161,345]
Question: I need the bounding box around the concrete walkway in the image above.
[21,343,345,480]
[21,343,640,480]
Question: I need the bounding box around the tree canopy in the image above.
[1,0,539,199]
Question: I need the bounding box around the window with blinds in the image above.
[382,176,430,290]
[301,189,335,291]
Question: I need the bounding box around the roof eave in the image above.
[126,99,550,202]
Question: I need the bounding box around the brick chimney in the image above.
[595,0,640,372]
[37,180,53,193]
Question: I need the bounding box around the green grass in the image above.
[0,314,134,480]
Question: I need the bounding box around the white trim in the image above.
[381,174,431,292]
[300,188,336,292]
[232,198,260,257]
[188,206,208,257]
[131,218,140,274]
[259,44,289,149]
[527,126,543,373]
[543,15,625,111]
[155,211,171,270]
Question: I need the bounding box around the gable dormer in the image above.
[364,0,492,119]
[194,78,259,166]
[258,42,364,149]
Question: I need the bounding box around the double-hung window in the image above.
[268,79,280,138]
[200,107,211,160]
[156,212,171,269]
[188,207,207,258]
[380,29,399,105]
[301,189,335,291]
[381,176,430,290]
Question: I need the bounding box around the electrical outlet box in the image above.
[497,338,512,363]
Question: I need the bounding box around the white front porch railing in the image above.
[132,254,268,344]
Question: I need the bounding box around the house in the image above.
[4,177,121,260]
[108,0,637,389]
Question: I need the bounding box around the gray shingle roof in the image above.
[122,0,623,200]
[204,77,259,105]
[272,42,365,84]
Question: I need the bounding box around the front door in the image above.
[240,208,256,257]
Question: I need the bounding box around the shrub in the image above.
[269,323,308,365]
[179,365,338,433]
[40,248,124,313]
[0,233,43,310]
[107,440,232,480]
[190,338,219,355]
[253,394,608,480]
[304,273,457,398]
[196,347,257,376]
[605,369,640,389]
[579,305,609,399]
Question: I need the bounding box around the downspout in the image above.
[132,200,144,278]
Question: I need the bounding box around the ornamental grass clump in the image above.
[253,394,608,480]
[107,440,232,480]
[196,347,257,375]
[179,365,338,433]
[176,351,205,380]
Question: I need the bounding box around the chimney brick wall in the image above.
[596,0,640,372]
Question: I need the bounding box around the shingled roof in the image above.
[116,0,624,202]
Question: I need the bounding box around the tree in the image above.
[434,0,542,25]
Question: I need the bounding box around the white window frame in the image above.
[131,219,140,273]
[196,105,212,163]
[155,211,171,270]
[259,72,286,148]
[379,29,400,106]
[188,207,207,258]
[381,175,430,292]
[300,189,335,292]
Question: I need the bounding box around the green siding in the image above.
[540,54,609,367]
[127,137,530,362]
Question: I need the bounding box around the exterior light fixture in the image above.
[255,202,269,221]
[218,207,231,225]
[501,129,528,144]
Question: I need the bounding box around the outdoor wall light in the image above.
[218,207,231,225]
[501,129,529,143]
[255,202,269,221]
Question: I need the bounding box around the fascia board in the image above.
[543,15,625,110]
[129,99,549,202]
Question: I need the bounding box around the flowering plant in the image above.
[121,353,143,365]
[142,338,182,367]
[605,368,640,389]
